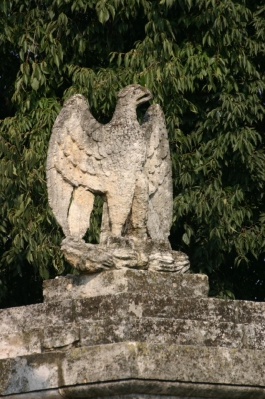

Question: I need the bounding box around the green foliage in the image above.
[1,0,265,306]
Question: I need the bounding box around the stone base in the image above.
[61,237,190,273]
[3,345,265,398]
[1,270,265,399]
[43,269,209,302]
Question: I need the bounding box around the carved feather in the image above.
[46,94,103,237]
[142,104,173,241]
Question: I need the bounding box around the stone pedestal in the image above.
[0,270,265,398]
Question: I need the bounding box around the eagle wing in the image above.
[142,104,173,241]
[46,94,106,237]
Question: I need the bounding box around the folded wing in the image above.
[142,104,173,241]
[46,94,104,238]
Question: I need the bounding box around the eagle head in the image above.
[117,84,153,106]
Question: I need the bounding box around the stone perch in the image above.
[46,84,189,273]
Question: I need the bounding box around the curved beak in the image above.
[136,87,153,105]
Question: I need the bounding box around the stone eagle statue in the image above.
[46,84,189,273]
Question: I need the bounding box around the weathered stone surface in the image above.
[43,270,209,302]
[237,300,265,324]
[73,295,237,323]
[79,318,245,349]
[0,300,74,334]
[61,237,190,274]
[0,352,63,395]
[135,343,265,385]
[43,323,79,349]
[0,329,42,360]
[2,342,265,396]
[1,270,265,398]
[46,84,189,273]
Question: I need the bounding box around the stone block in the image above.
[164,297,236,322]
[43,270,209,302]
[136,343,265,385]
[237,300,265,324]
[0,300,74,334]
[243,323,265,350]
[0,352,64,396]
[74,295,236,323]
[0,329,42,359]
[0,328,265,397]
[61,343,139,387]
[253,323,265,349]
[79,318,244,349]
[43,323,80,349]
[60,343,265,388]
